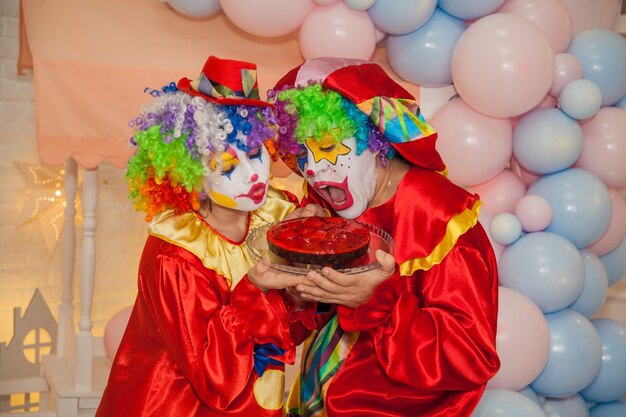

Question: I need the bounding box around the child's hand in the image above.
[248,258,311,293]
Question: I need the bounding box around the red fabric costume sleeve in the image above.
[140,238,293,409]
[337,227,500,390]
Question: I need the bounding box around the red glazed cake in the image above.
[266,216,371,267]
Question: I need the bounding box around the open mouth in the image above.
[313,177,353,211]
[236,181,267,204]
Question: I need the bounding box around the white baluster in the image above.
[75,167,98,391]
[57,158,77,359]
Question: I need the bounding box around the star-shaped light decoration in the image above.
[14,161,82,255]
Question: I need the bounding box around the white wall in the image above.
[0,0,146,343]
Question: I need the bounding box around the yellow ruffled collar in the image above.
[147,188,295,287]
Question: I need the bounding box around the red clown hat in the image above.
[178,55,272,108]
[274,57,446,173]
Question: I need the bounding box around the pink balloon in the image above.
[576,107,626,189]
[220,0,314,37]
[299,2,377,60]
[510,156,541,186]
[497,0,573,53]
[451,13,555,118]
[587,189,626,256]
[469,169,527,215]
[560,0,621,34]
[549,53,583,97]
[103,306,133,359]
[487,287,551,390]
[429,98,513,186]
[514,194,553,232]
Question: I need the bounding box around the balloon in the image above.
[588,190,626,256]
[367,0,436,35]
[496,0,573,53]
[512,108,584,175]
[589,401,626,417]
[599,236,626,287]
[471,389,549,417]
[468,169,527,216]
[542,394,589,417]
[386,8,467,88]
[510,156,541,187]
[451,13,555,118]
[567,29,626,107]
[615,94,626,110]
[490,213,523,246]
[560,0,621,34]
[168,0,221,18]
[514,195,552,233]
[498,232,584,313]
[429,98,512,186]
[530,309,602,398]
[580,319,626,403]
[438,0,506,20]
[559,79,603,121]
[518,386,544,407]
[313,0,338,5]
[103,306,133,359]
[569,250,609,318]
[299,2,376,60]
[344,0,376,11]
[527,168,612,249]
[220,0,314,37]
[487,287,550,391]
[576,107,626,189]
[478,208,505,261]
[550,53,583,97]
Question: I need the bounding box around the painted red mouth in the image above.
[236,181,267,204]
[312,177,353,211]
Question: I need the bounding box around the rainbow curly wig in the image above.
[267,84,394,171]
[126,88,277,221]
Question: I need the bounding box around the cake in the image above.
[266,216,371,267]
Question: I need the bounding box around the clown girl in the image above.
[269,57,500,417]
[95,56,315,417]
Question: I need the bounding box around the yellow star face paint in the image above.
[305,135,351,165]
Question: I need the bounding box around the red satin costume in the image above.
[96,190,306,417]
[287,166,500,417]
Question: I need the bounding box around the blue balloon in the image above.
[490,212,523,246]
[531,309,602,398]
[438,0,506,20]
[589,401,626,417]
[569,250,609,318]
[471,389,548,417]
[386,8,467,87]
[167,0,221,18]
[567,29,626,107]
[580,319,626,403]
[615,94,626,110]
[368,0,437,35]
[512,108,584,175]
[499,232,584,313]
[527,168,612,249]
[599,236,626,286]
[542,394,589,417]
[518,386,544,407]
[559,79,603,121]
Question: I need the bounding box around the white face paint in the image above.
[207,144,271,212]
[298,136,378,219]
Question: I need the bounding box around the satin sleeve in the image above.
[337,228,500,390]
[140,242,293,410]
